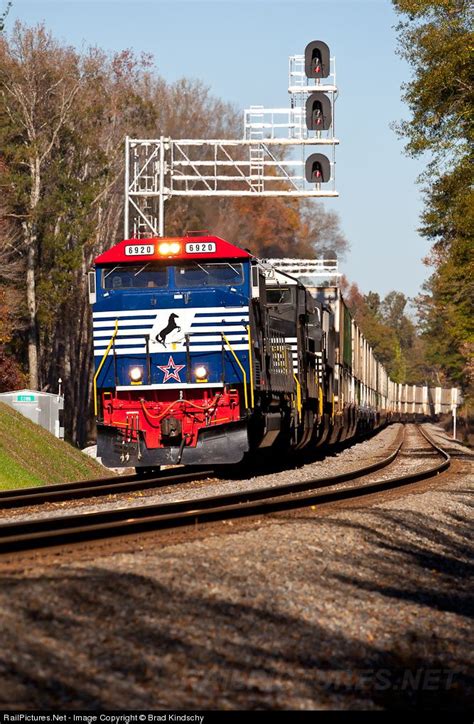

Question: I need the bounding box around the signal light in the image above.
[158,241,181,255]
[304,40,330,79]
[305,154,331,184]
[306,93,332,131]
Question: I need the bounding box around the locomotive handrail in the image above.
[293,374,302,421]
[221,331,249,410]
[93,319,119,416]
[246,325,255,409]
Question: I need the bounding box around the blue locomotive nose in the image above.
[91,237,258,467]
[93,263,252,390]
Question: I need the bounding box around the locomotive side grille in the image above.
[268,330,291,375]
[254,359,261,386]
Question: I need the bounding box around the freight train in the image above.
[89,233,456,469]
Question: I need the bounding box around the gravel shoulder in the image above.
[0,424,472,710]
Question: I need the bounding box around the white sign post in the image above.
[451,388,459,440]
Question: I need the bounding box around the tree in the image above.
[0,158,28,391]
[343,279,435,384]
[0,288,27,392]
[0,23,82,389]
[208,197,348,260]
[0,2,11,33]
[393,0,473,400]
[416,157,474,383]
[393,0,472,166]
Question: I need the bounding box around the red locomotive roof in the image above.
[94,235,251,265]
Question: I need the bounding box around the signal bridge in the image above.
[259,257,341,289]
[125,41,339,238]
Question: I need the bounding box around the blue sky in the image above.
[6,0,432,300]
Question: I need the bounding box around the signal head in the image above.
[305,93,332,131]
[305,154,331,184]
[304,40,330,79]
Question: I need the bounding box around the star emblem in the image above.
[157,355,185,383]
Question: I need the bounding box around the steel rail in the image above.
[0,426,450,554]
[0,424,405,510]
[0,468,214,509]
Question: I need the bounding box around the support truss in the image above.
[125,52,339,238]
[125,137,339,238]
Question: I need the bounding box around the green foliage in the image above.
[393,0,473,401]
[393,0,473,165]
[416,235,474,389]
[344,281,434,384]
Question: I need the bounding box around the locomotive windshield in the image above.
[101,261,245,290]
[102,265,168,289]
[175,262,244,288]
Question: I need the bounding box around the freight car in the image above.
[89,233,456,469]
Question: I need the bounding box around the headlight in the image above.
[194,365,208,380]
[129,366,143,383]
[158,241,181,255]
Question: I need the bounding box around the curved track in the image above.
[0,425,450,553]
[0,427,405,510]
[0,467,214,509]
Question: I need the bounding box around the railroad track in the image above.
[0,426,405,511]
[0,425,450,553]
[0,467,214,509]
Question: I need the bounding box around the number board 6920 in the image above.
[124,244,155,256]
[185,242,217,254]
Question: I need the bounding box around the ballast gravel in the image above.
[0,424,403,523]
[0,424,472,710]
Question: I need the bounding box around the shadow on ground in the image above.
[0,489,472,710]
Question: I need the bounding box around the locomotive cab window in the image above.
[102,265,168,289]
[175,262,244,288]
[266,287,293,305]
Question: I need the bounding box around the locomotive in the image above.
[89,233,453,470]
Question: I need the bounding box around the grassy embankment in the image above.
[0,402,110,490]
